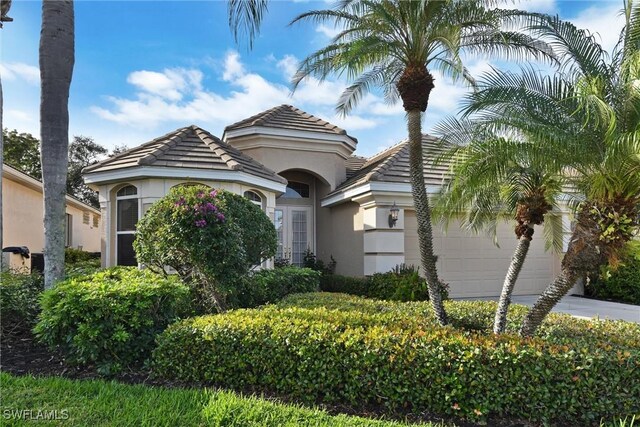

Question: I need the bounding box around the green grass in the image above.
[0,373,436,426]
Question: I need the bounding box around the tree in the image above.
[40,0,75,289]
[291,0,553,325]
[228,0,269,49]
[2,129,42,178]
[67,135,107,208]
[452,9,640,336]
[433,122,565,333]
[0,0,14,268]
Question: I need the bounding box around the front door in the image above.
[274,206,313,266]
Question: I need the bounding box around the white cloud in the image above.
[93,51,405,134]
[315,24,342,39]
[520,0,558,14]
[0,62,39,85]
[571,2,624,54]
[222,51,245,81]
[126,68,202,101]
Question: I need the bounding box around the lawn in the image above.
[0,373,435,427]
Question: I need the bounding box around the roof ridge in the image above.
[193,127,243,171]
[137,127,191,166]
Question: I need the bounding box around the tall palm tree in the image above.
[228,0,269,49]
[453,7,640,336]
[291,0,553,325]
[40,0,75,288]
[432,121,565,333]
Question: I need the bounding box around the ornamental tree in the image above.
[134,185,276,312]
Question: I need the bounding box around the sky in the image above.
[0,0,627,157]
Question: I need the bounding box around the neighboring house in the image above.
[83,104,563,298]
[2,164,102,269]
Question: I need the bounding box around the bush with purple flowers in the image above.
[134,185,276,312]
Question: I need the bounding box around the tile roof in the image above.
[346,155,367,179]
[83,125,286,184]
[330,135,452,196]
[224,104,358,144]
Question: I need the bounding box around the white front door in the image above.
[274,206,313,266]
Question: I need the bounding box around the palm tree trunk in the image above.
[493,231,532,334]
[407,110,448,326]
[40,0,74,288]
[519,211,602,337]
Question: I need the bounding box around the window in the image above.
[66,214,73,247]
[83,211,90,225]
[244,190,263,208]
[92,214,99,228]
[116,185,138,266]
[282,181,309,199]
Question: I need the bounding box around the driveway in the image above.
[467,295,640,323]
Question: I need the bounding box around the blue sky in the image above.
[1,0,626,157]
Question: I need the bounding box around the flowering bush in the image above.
[134,185,276,311]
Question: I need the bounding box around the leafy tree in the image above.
[67,135,107,208]
[433,123,565,333]
[40,0,75,289]
[134,185,277,312]
[2,129,41,178]
[451,8,640,336]
[291,0,553,325]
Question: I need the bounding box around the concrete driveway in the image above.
[469,295,640,323]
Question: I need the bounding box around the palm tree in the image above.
[452,8,640,336]
[40,0,75,288]
[432,121,565,333]
[228,0,269,49]
[291,0,553,325]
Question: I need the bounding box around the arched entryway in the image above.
[275,170,329,266]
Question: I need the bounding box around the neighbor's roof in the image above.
[83,125,286,184]
[224,104,358,144]
[329,135,452,196]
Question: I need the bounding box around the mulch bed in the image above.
[0,331,533,427]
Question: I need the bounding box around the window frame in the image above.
[115,185,139,266]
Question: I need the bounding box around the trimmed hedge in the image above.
[320,265,447,302]
[229,266,320,308]
[0,270,43,336]
[35,267,192,374]
[153,293,640,425]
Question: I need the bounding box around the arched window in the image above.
[116,185,138,266]
[283,181,310,199]
[244,190,263,207]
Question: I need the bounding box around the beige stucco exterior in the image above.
[2,164,101,258]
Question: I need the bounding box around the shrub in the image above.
[153,293,640,425]
[0,270,43,336]
[64,247,100,264]
[134,185,276,311]
[34,267,191,375]
[64,248,102,278]
[303,249,336,275]
[587,241,640,305]
[319,264,448,302]
[229,267,320,308]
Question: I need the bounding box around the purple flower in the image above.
[216,213,225,222]
[204,202,216,212]
[197,192,205,198]
[195,219,207,228]
[209,190,218,198]
[174,197,185,206]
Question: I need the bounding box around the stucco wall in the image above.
[404,211,559,298]
[317,201,364,277]
[2,172,101,253]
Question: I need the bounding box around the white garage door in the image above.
[404,211,559,298]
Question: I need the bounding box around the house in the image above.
[83,104,564,298]
[2,163,102,270]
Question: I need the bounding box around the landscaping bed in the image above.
[153,293,640,426]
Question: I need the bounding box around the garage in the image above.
[404,211,560,298]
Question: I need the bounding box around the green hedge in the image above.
[0,270,43,336]
[153,293,640,425]
[320,265,447,301]
[229,266,320,308]
[35,267,192,375]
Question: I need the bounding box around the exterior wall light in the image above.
[388,202,399,228]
